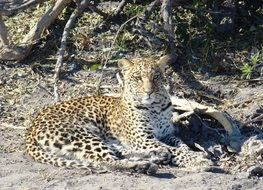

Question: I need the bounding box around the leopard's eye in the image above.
[133,75,142,81]
[153,74,160,82]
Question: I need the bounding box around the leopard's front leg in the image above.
[130,133,213,171]
[168,143,213,171]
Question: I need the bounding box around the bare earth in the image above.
[1,127,263,190]
[0,66,263,190]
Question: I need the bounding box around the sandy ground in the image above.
[1,128,263,190]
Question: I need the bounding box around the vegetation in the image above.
[1,0,262,80]
[241,48,263,79]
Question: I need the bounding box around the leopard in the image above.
[25,55,212,175]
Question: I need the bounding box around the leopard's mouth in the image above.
[130,91,156,105]
[140,93,154,104]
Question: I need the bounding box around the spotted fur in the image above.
[25,56,212,174]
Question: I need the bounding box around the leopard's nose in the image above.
[142,79,153,94]
[144,87,152,94]
[143,87,153,96]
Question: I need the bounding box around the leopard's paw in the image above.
[149,148,172,165]
[134,161,158,175]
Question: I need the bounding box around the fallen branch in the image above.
[134,0,177,58]
[228,95,263,108]
[53,0,90,102]
[0,0,72,61]
[133,22,164,47]
[134,19,173,49]
[91,0,128,33]
[170,96,242,152]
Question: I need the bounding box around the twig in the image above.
[53,0,90,102]
[134,0,177,56]
[239,77,263,82]
[147,20,173,36]
[228,95,263,108]
[91,0,128,33]
[95,15,138,94]
[241,114,263,128]
[37,84,54,97]
[135,19,172,48]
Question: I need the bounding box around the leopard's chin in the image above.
[141,95,154,105]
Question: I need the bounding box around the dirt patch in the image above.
[1,128,263,190]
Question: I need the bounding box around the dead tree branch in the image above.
[161,0,176,56]
[22,0,72,44]
[0,0,72,61]
[53,0,90,102]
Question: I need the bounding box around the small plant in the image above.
[125,4,144,17]
[115,30,135,51]
[82,63,101,72]
[241,51,261,79]
[116,37,128,51]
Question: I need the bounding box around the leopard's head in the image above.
[118,55,174,105]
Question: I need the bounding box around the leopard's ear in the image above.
[118,58,134,71]
[157,54,176,68]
